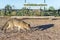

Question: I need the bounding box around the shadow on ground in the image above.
[0,24,54,33]
[31,24,54,31]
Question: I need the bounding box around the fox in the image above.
[1,18,31,33]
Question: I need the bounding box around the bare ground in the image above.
[0,17,60,40]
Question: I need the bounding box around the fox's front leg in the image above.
[17,26,26,32]
[7,25,11,29]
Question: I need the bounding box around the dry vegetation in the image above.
[0,16,60,40]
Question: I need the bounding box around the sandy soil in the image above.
[0,17,60,40]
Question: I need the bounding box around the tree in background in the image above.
[17,7,30,16]
[4,5,12,16]
[48,6,55,16]
[58,8,60,16]
[48,6,59,16]
[48,6,55,11]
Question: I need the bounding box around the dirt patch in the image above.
[0,17,60,40]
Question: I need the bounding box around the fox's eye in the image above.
[28,24,30,26]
